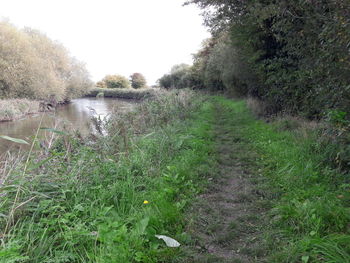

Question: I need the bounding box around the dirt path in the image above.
[184,103,270,263]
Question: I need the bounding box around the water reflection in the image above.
[0,97,137,153]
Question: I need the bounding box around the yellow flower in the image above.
[143,200,149,204]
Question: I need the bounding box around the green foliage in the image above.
[0,135,29,145]
[87,87,156,100]
[101,74,131,89]
[214,97,350,262]
[184,0,350,118]
[0,90,214,262]
[158,64,201,89]
[130,73,147,89]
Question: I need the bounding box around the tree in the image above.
[101,74,131,89]
[158,64,196,89]
[130,73,147,89]
[0,21,92,101]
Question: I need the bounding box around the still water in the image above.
[0,97,137,153]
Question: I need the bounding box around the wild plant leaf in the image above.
[0,135,29,145]
[301,255,310,263]
[27,156,54,171]
[155,235,180,247]
[40,128,66,135]
[135,217,149,235]
[0,185,18,192]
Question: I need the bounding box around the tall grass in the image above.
[0,89,214,262]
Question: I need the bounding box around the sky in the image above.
[0,0,210,85]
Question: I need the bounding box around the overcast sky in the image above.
[0,0,210,85]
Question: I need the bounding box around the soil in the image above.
[183,103,271,263]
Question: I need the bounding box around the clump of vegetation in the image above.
[0,90,214,262]
[0,20,93,101]
[99,74,131,89]
[87,87,156,100]
[163,0,350,119]
[158,64,200,89]
[130,73,147,89]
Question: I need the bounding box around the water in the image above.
[0,97,137,153]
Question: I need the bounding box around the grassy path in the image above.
[185,100,270,262]
[184,97,350,263]
[1,92,349,262]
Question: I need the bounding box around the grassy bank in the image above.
[1,93,348,262]
[213,97,350,262]
[0,90,214,262]
[87,88,157,100]
[0,99,40,122]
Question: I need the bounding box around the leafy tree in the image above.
[158,64,200,89]
[185,0,350,117]
[0,21,92,101]
[130,73,147,89]
[101,75,131,89]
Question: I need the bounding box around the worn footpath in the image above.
[184,101,271,263]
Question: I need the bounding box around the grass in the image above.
[1,92,348,262]
[87,87,157,100]
[0,90,215,262]
[0,99,40,122]
[214,96,350,262]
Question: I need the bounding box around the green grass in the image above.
[214,97,350,262]
[0,90,215,262]
[2,93,348,262]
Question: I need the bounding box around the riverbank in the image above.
[0,99,40,122]
[1,92,348,262]
[87,87,157,100]
[0,90,215,262]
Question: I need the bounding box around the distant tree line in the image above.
[159,0,350,119]
[0,21,93,101]
[97,73,147,89]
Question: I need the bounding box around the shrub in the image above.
[158,64,199,89]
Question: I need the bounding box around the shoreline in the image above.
[0,89,157,123]
[86,87,158,100]
[0,98,71,123]
[0,99,41,123]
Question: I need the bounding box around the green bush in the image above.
[185,0,350,118]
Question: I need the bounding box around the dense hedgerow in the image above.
[161,0,350,119]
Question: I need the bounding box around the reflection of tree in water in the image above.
[0,98,137,153]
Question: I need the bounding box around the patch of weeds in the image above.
[0,90,215,262]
